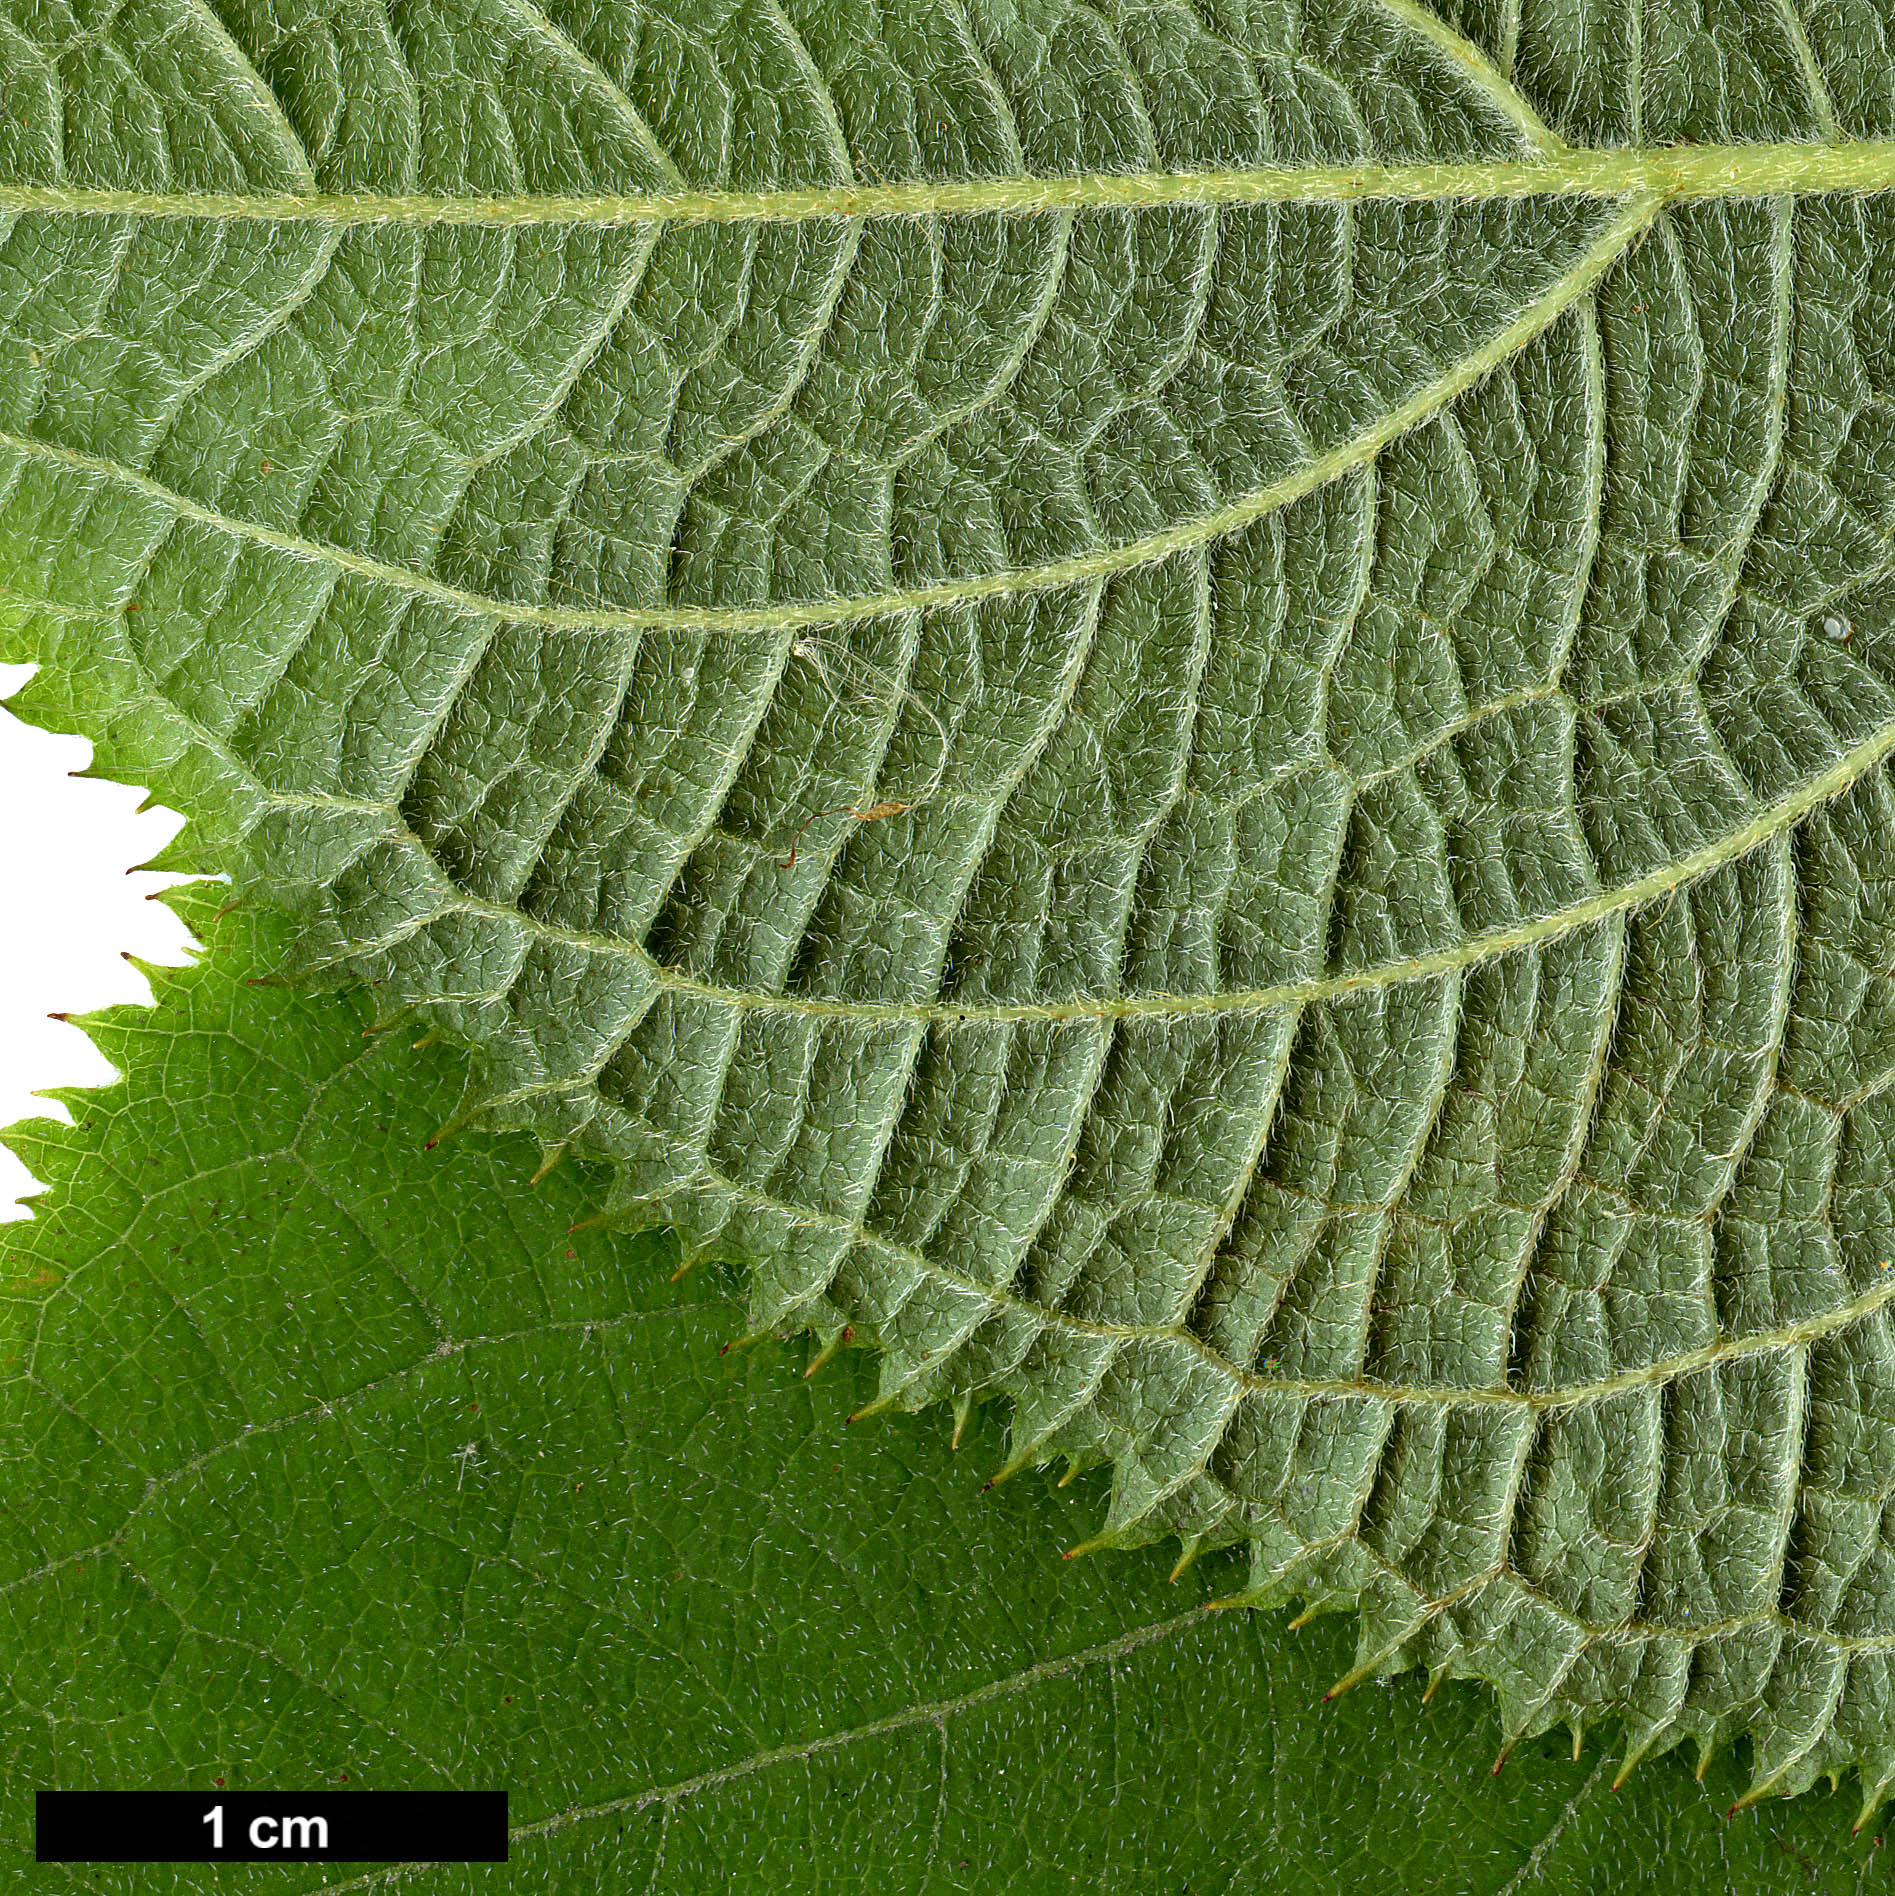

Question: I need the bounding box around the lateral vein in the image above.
[0,196,1655,643]
[302,1611,1214,1890]
[361,683,1895,1028]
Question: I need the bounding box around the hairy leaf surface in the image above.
[13,0,1895,1803]
[2,902,1891,1891]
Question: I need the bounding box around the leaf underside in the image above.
[15,0,1895,1810]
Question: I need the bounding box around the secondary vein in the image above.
[325,682,1895,1032]
[0,196,1655,643]
[302,1609,1214,1891]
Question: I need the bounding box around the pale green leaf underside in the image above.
[17,0,1895,1809]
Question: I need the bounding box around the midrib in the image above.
[14,138,1895,228]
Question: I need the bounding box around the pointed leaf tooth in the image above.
[862,1275,991,1412]
[1730,1635,1849,1813]
[1609,1743,1648,1793]
[1141,1469,1240,1546]
[803,1325,853,1381]
[1856,1775,1895,1836]
[1322,1655,1381,1700]
[1551,1637,1688,1788]
[1167,1536,1204,1584]
[1088,1338,1243,1539]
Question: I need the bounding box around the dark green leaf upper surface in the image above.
[14,0,1895,1805]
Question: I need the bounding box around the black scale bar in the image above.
[36,1791,509,1863]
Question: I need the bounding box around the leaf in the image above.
[11,0,1895,1807]
[3,897,1892,1892]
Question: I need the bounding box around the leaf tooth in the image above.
[666,1229,723,1283]
[853,1278,989,1418]
[984,1332,1116,1484]
[1609,1740,1652,1792]
[1852,1774,1895,1836]
[1324,1587,1445,1699]
[1326,1609,1433,1699]
[1727,1755,1803,1816]
[1491,1697,1562,1774]
[986,1432,1080,1492]
[803,1325,854,1381]
[1607,1708,1685,1795]
[1167,1536,1203,1584]
[425,1083,507,1147]
[1322,1658,1377,1700]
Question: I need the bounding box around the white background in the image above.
[0,665,199,1219]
